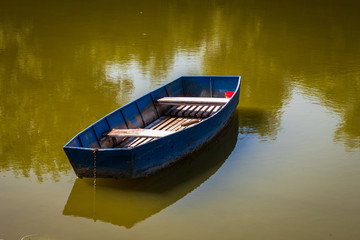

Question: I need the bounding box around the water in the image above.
[1,0,360,239]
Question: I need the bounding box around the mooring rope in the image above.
[93,148,98,188]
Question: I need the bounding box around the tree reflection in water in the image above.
[0,0,359,181]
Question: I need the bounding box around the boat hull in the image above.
[64,76,241,179]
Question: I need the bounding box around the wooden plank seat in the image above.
[109,115,203,148]
[107,129,175,138]
[99,116,167,148]
[156,97,229,106]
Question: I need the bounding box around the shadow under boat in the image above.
[63,114,239,228]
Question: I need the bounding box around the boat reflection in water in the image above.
[63,115,238,228]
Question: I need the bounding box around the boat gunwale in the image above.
[63,76,241,152]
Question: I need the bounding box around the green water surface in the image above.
[1,0,360,239]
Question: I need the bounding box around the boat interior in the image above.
[105,98,227,148]
[65,76,239,149]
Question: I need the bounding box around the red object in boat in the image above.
[225,91,235,98]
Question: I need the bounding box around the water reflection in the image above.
[63,115,238,228]
[0,1,359,239]
[237,107,281,141]
[200,0,360,149]
[0,0,359,181]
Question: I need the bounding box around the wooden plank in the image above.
[129,117,180,147]
[196,105,210,118]
[165,105,179,115]
[137,116,201,147]
[128,137,145,148]
[166,118,186,131]
[155,117,177,130]
[128,135,149,148]
[136,138,154,146]
[162,117,182,130]
[183,105,197,117]
[171,118,189,132]
[181,119,201,127]
[210,106,221,116]
[176,105,192,117]
[139,118,186,146]
[145,116,168,129]
[117,116,169,148]
[171,105,186,116]
[178,118,203,131]
[108,129,175,138]
[189,105,203,117]
[157,97,229,106]
[201,105,215,118]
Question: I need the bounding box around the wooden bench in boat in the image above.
[100,116,200,148]
[107,129,175,138]
[156,97,229,106]
[101,126,172,149]
[101,117,202,149]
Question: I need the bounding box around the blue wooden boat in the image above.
[63,76,241,178]
[63,115,239,228]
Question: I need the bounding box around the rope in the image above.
[92,149,98,221]
[93,148,98,188]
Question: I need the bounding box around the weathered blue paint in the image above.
[63,76,241,178]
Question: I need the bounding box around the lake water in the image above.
[1,0,360,239]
